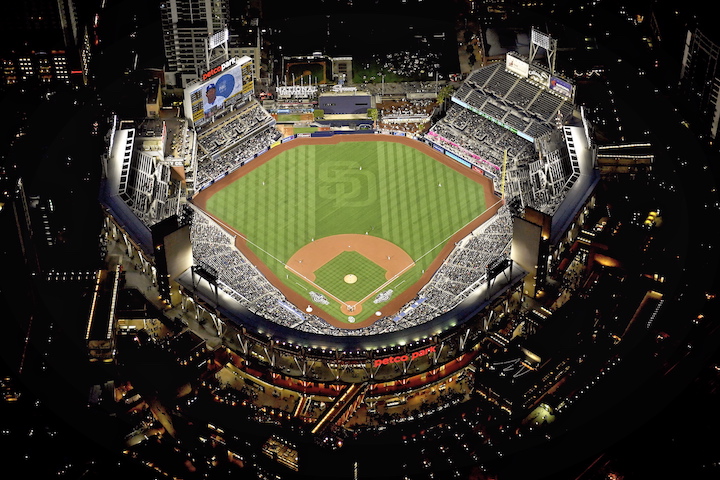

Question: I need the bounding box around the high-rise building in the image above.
[160,0,230,87]
[1,0,80,51]
[679,26,720,143]
[0,0,87,85]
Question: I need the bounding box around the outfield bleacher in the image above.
[428,103,536,173]
[452,61,575,140]
[197,99,276,155]
[428,56,582,220]
[194,99,282,187]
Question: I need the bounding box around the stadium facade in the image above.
[99,48,600,428]
[679,25,720,142]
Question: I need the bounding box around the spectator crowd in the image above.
[195,99,282,188]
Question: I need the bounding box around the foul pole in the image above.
[501,148,508,198]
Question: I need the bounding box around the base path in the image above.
[286,234,414,282]
[286,234,415,318]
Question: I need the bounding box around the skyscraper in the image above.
[0,0,86,85]
[679,25,720,143]
[160,0,230,87]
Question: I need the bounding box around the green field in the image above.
[276,114,304,122]
[204,139,487,323]
[293,127,318,134]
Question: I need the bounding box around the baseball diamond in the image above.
[192,134,500,327]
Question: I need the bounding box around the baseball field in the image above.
[195,134,499,327]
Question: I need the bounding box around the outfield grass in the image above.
[276,114,304,122]
[205,139,487,322]
[353,63,414,84]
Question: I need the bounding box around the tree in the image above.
[436,84,456,104]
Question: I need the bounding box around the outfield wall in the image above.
[196,129,394,192]
[420,135,501,195]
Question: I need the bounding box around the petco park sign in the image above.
[373,346,436,367]
[202,57,239,81]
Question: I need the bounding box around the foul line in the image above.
[356,260,416,306]
[285,264,350,310]
[354,198,505,308]
[207,209,353,311]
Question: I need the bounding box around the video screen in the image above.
[184,57,254,126]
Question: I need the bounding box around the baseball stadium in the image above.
[99,35,599,443]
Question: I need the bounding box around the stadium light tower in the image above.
[528,27,558,76]
[205,27,230,71]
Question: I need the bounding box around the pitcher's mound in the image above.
[344,274,358,284]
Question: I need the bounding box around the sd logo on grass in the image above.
[318,160,377,207]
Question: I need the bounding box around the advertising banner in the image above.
[506,54,529,78]
[241,61,254,94]
[528,66,549,87]
[373,346,436,367]
[549,76,573,99]
[445,151,471,168]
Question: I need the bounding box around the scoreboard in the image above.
[183,56,255,127]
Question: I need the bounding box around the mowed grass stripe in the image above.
[291,146,315,253]
[412,151,433,253]
[305,146,316,242]
[397,146,434,257]
[447,164,465,228]
[286,145,311,250]
[377,142,394,241]
[261,156,280,258]
[418,148,438,253]
[427,159,445,250]
[383,142,404,243]
[384,142,402,242]
[398,144,420,253]
[397,143,419,251]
